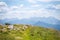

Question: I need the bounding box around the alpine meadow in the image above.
[0,0,60,40]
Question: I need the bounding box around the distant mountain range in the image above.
[34,21,60,30]
[0,17,60,30]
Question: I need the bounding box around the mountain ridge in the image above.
[0,17,60,30]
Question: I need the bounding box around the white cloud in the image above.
[27,0,36,3]
[0,2,9,13]
[37,0,52,2]
[30,4,40,7]
[0,7,52,20]
[0,1,60,20]
[27,0,60,3]
[20,4,24,8]
[53,5,60,9]
[0,2,7,7]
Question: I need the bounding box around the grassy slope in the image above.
[0,24,60,40]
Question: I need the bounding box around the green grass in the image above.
[0,24,60,40]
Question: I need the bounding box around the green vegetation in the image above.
[0,24,60,40]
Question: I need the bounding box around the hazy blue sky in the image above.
[0,0,60,20]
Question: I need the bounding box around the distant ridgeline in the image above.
[0,24,60,40]
[0,17,60,30]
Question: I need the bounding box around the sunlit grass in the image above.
[0,24,60,40]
